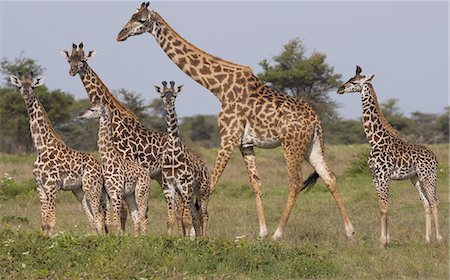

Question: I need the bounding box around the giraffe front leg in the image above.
[240,146,267,239]
[135,177,150,235]
[44,188,58,236]
[373,173,391,248]
[180,183,194,237]
[210,132,241,193]
[72,188,96,232]
[36,184,50,235]
[124,194,141,237]
[272,141,305,241]
[162,180,177,236]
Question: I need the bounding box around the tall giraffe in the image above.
[9,73,107,235]
[155,81,210,237]
[337,66,442,247]
[117,2,354,240]
[79,100,150,236]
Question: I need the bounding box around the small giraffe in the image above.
[155,81,210,237]
[79,100,150,236]
[337,65,442,247]
[117,2,354,240]
[61,42,186,233]
[9,73,107,235]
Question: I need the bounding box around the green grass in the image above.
[0,144,448,279]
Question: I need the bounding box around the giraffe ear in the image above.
[365,74,375,82]
[175,85,183,95]
[9,75,21,87]
[60,49,70,59]
[154,85,161,94]
[85,50,97,60]
[32,76,45,88]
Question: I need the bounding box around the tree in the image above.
[180,115,220,148]
[0,54,45,83]
[257,38,341,121]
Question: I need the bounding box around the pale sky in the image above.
[0,1,448,120]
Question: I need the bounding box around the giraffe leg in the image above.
[177,181,195,237]
[175,192,184,236]
[306,130,355,239]
[199,172,210,237]
[240,146,267,238]
[124,194,141,237]
[120,202,128,232]
[272,140,305,240]
[372,173,390,248]
[36,182,50,235]
[416,169,442,243]
[410,175,432,243]
[72,188,96,231]
[44,186,58,236]
[135,177,150,235]
[162,179,177,236]
[210,134,241,193]
[82,176,104,234]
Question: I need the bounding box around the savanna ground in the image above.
[0,144,448,279]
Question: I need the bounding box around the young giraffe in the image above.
[117,2,354,240]
[61,42,185,234]
[79,100,150,236]
[337,66,442,247]
[9,73,107,235]
[154,81,210,237]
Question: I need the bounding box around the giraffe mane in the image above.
[366,84,403,138]
[155,13,254,74]
[87,65,141,123]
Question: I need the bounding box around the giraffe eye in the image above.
[138,19,146,23]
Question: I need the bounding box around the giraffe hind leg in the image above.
[306,126,355,239]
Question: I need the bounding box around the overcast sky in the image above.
[0,1,448,120]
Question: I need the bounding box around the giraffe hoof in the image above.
[271,230,282,241]
[345,226,355,239]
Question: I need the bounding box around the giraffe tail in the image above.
[301,172,320,193]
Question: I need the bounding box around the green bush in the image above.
[0,174,35,201]
[345,149,371,176]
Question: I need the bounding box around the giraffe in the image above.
[79,100,150,236]
[9,72,107,235]
[337,65,442,247]
[154,81,210,237]
[116,2,355,240]
[60,42,184,234]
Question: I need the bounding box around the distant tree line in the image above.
[0,41,448,154]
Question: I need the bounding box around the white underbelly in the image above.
[242,122,281,149]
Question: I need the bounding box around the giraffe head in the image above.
[154,81,183,107]
[337,65,375,94]
[60,42,97,76]
[78,97,109,120]
[9,72,45,100]
[117,2,156,42]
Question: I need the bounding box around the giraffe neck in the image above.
[78,63,141,123]
[361,84,399,145]
[97,109,115,161]
[164,100,181,144]
[151,13,253,103]
[23,94,63,152]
